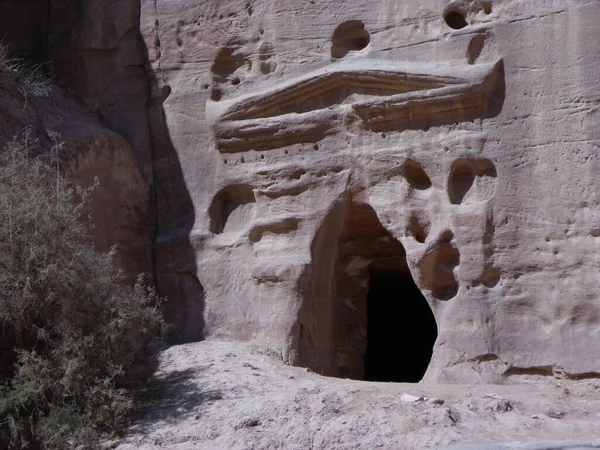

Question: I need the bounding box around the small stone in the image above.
[484,393,505,400]
[236,418,261,429]
[429,397,445,405]
[466,402,478,412]
[427,407,460,426]
[400,393,424,403]
[531,414,540,419]
[486,398,514,412]
[547,409,566,419]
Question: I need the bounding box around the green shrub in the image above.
[0,131,164,449]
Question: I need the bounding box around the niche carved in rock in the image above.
[209,184,256,234]
[331,20,370,59]
[448,158,497,205]
[403,159,432,191]
[417,230,461,301]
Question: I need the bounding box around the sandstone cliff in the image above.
[2,0,600,386]
[139,0,600,384]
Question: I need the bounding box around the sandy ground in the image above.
[112,340,600,450]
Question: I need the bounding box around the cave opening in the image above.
[364,268,438,383]
[298,200,438,382]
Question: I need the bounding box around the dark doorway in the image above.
[298,200,438,381]
[364,268,438,382]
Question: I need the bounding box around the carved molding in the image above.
[207,57,504,152]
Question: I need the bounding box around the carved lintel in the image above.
[212,109,340,153]
[207,58,504,153]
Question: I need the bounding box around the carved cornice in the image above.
[207,58,504,152]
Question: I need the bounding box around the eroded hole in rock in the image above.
[467,34,486,64]
[211,86,223,101]
[364,269,437,382]
[481,267,501,288]
[428,230,460,300]
[258,42,277,74]
[449,158,497,204]
[449,160,474,204]
[211,45,249,81]
[331,20,370,59]
[160,85,172,102]
[209,184,256,234]
[248,217,299,242]
[259,42,273,61]
[444,10,468,29]
[211,43,251,92]
[403,159,432,190]
[260,61,277,74]
[408,212,430,243]
[298,201,437,382]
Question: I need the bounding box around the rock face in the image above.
[140,0,600,384]
[3,1,600,385]
[0,54,150,285]
[0,0,204,342]
[0,0,158,289]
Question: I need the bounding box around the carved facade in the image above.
[141,0,600,383]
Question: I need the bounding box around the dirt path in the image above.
[113,340,600,450]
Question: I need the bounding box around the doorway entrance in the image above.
[298,199,438,382]
[364,268,437,382]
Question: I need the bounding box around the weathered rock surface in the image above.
[0,0,157,285]
[112,340,600,449]
[442,444,600,450]
[0,0,155,180]
[0,64,150,282]
[3,0,600,385]
[139,0,600,383]
[1,0,203,342]
[2,0,600,446]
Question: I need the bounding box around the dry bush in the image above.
[0,42,52,98]
[0,131,164,449]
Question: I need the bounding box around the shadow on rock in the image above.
[128,366,223,433]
